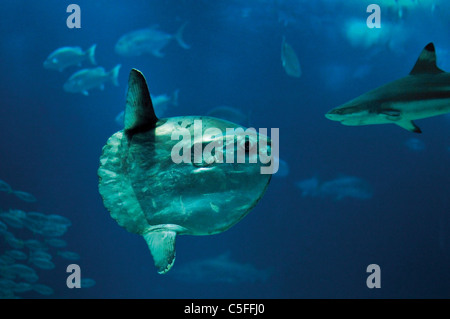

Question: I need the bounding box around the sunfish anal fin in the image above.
[124,69,158,138]
[143,230,177,274]
[409,42,444,75]
[396,120,422,134]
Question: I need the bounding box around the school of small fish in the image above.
[0,179,95,298]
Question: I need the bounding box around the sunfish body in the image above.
[325,43,450,133]
[43,45,97,72]
[98,69,271,274]
[115,24,190,58]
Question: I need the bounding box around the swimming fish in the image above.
[12,190,37,203]
[405,138,426,151]
[80,278,96,288]
[0,210,25,229]
[281,36,301,78]
[43,44,97,72]
[29,257,55,270]
[170,252,270,284]
[22,212,71,237]
[63,64,121,96]
[151,89,179,116]
[0,220,7,233]
[325,43,450,133]
[0,180,12,193]
[296,175,373,200]
[57,251,80,260]
[32,283,54,295]
[115,23,190,58]
[98,69,272,274]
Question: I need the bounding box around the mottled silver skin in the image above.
[99,116,271,235]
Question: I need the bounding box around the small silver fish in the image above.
[43,44,97,72]
[57,250,80,260]
[12,190,37,203]
[0,179,12,193]
[115,24,190,57]
[29,257,56,270]
[151,89,179,116]
[80,278,96,288]
[281,36,301,78]
[63,64,121,96]
[32,283,54,295]
[44,238,67,248]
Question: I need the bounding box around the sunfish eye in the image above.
[244,141,250,152]
[239,138,255,154]
[190,143,214,167]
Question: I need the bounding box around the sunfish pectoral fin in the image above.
[396,120,422,133]
[143,230,177,274]
[124,69,158,138]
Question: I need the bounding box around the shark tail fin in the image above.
[174,23,191,50]
[410,42,444,75]
[86,44,97,65]
[109,64,121,87]
[124,69,158,137]
[143,229,177,274]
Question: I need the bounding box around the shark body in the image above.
[325,43,450,133]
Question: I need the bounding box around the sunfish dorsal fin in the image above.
[409,42,444,75]
[124,69,158,138]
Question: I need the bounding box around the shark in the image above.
[325,43,450,133]
[98,69,272,274]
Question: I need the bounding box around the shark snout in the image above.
[325,109,341,121]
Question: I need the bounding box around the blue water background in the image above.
[0,0,449,298]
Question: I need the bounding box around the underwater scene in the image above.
[0,0,449,299]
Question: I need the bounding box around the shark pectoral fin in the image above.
[124,69,158,138]
[143,230,177,274]
[410,42,444,75]
[396,120,422,134]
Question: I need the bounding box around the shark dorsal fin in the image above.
[409,43,444,75]
[124,69,158,138]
